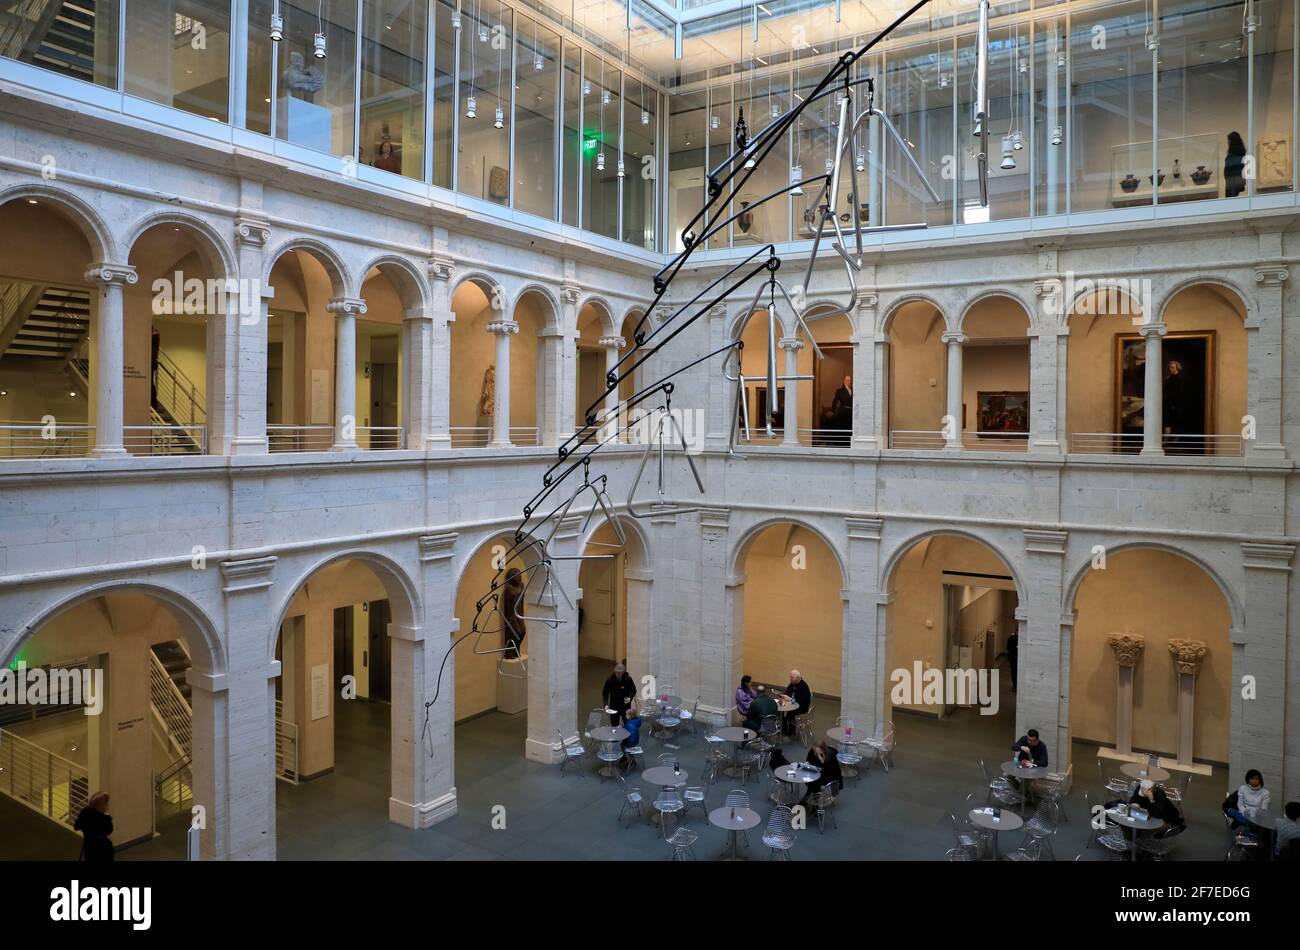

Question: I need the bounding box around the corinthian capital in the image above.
[1107,632,1145,668]
[1167,638,1208,676]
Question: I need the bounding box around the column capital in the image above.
[84,263,138,286]
[327,296,368,316]
[418,532,459,562]
[777,336,804,351]
[698,506,731,533]
[1023,528,1068,555]
[560,283,582,305]
[486,319,520,335]
[707,303,728,321]
[655,304,675,325]
[940,330,967,345]
[235,216,271,247]
[1254,262,1290,286]
[1107,632,1146,667]
[598,335,626,350]
[853,288,879,310]
[846,516,883,541]
[428,257,456,282]
[1137,321,1166,338]
[219,555,277,593]
[1241,540,1296,572]
[1167,638,1208,676]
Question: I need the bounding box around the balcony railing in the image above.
[448,426,541,448]
[0,727,88,831]
[889,430,946,450]
[1071,433,1244,457]
[125,424,206,455]
[738,428,854,447]
[266,425,406,451]
[0,422,94,458]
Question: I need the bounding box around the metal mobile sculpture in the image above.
[425,0,992,728]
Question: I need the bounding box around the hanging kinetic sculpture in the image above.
[423,0,991,741]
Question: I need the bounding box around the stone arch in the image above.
[957,289,1036,332]
[1157,276,1254,328]
[730,515,848,587]
[267,548,423,663]
[263,237,352,299]
[1064,281,1147,324]
[0,182,115,262]
[515,283,563,334]
[575,294,618,337]
[2,579,226,676]
[879,292,953,336]
[880,526,1026,600]
[356,253,432,313]
[122,210,237,283]
[449,270,508,314]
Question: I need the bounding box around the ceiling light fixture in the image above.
[270,3,283,42]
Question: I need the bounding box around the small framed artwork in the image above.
[976,391,1029,437]
[1257,138,1292,191]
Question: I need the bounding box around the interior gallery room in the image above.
[1,0,1299,883]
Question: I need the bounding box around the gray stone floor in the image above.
[1,657,1235,861]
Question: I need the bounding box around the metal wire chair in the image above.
[864,720,895,771]
[806,779,841,833]
[1021,800,1059,860]
[762,805,796,860]
[618,785,645,828]
[557,730,587,777]
[665,825,699,861]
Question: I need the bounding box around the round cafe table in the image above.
[1001,760,1049,814]
[1121,762,1171,783]
[716,725,757,777]
[825,726,861,745]
[640,765,687,788]
[1105,807,1165,860]
[774,763,820,805]
[709,805,761,861]
[967,807,1024,860]
[589,725,629,777]
[775,696,799,714]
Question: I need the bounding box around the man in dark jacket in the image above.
[781,670,812,736]
[1012,728,1049,767]
[601,662,636,725]
[744,684,779,733]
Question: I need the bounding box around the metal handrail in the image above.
[448,426,541,448]
[153,349,206,427]
[148,651,192,759]
[0,726,89,829]
[0,422,94,458]
[889,430,946,449]
[267,424,335,452]
[357,425,404,450]
[124,424,206,455]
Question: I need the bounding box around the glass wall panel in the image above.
[275,0,357,158]
[1254,0,1296,193]
[883,40,955,227]
[562,40,581,226]
[360,0,427,180]
[1157,0,1248,204]
[668,88,706,252]
[956,22,1031,221]
[432,0,455,188]
[1070,0,1154,211]
[246,0,274,133]
[622,75,657,248]
[1033,15,1067,214]
[706,80,732,249]
[0,0,120,88]
[731,68,788,245]
[458,0,511,203]
[126,0,232,122]
[514,16,559,219]
[582,51,619,239]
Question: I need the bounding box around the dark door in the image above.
[368,599,391,702]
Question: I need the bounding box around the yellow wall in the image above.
[887,302,946,433]
[452,535,527,722]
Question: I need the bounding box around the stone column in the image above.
[387,533,459,828]
[851,290,879,450]
[486,319,519,448]
[942,330,966,449]
[1021,529,1069,763]
[705,303,731,450]
[553,283,581,446]
[778,336,803,445]
[1238,541,1294,788]
[1029,280,1064,454]
[402,305,433,451]
[216,555,280,860]
[1139,321,1166,456]
[598,335,625,441]
[1106,633,1145,755]
[328,297,366,451]
[1167,639,1208,767]
[641,506,679,695]
[225,214,272,455]
[1249,263,1288,458]
[697,507,735,714]
[843,518,884,725]
[85,263,137,456]
[523,516,582,763]
[427,257,455,446]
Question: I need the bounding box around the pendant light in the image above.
[270,1,283,42]
[312,0,326,59]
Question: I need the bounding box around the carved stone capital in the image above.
[1254,263,1289,286]
[1137,322,1167,339]
[84,263,138,287]
[561,283,582,305]
[1168,638,1208,676]
[777,336,804,351]
[418,532,458,563]
[598,335,626,350]
[698,506,731,533]
[1107,632,1145,668]
[327,296,368,316]
[940,330,967,345]
[428,257,455,282]
[486,320,520,336]
[846,517,883,541]
[220,555,277,594]
[854,289,879,311]
[235,217,271,247]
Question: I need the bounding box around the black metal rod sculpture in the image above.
[422,0,990,726]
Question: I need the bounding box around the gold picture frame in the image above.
[1114,331,1215,447]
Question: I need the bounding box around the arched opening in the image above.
[355,265,411,449]
[799,308,853,447]
[575,301,612,432]
[272,555,416,858]
[735,307,784,443]
[0,590,214,860]
[1069,547,1232,770]
[886,300,947,449]
[1160,283,1247,456]
[265,247,349,452]
[448,277,500,446]
[885,533,1020,744]
[0,196,100,457]
[734,522,845,733]
[126,222,226,455]
[959,295,1032,451]
[576,517,650,717]
[509,289,549,446]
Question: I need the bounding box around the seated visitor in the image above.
[735,674,755,718]
[1130,780,1184,833]
[744,684,778,733]
[1274,801,1300,858]
[802,740,842,803]
[1226,769,1271,827]
[768,745,790,773]
[780,670,812,736]
[621,704,641,752]
[1011,728,1048,768]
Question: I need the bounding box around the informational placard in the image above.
[310,369,330,425]
[310,663,329,721]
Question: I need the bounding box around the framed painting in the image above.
[1115,332,1214,453]
[976,391,1029,438]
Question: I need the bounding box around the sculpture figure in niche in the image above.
[284,50,325,104]
[502,567,526,658]
[479,365,495,417]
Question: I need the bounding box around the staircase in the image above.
[0,284,91,361]
[149,642,193,807]
[0,1,101,83]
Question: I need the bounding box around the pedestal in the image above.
[1106,633,1145,755]
[496,657,528,714]
[1167,638,1207,767]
